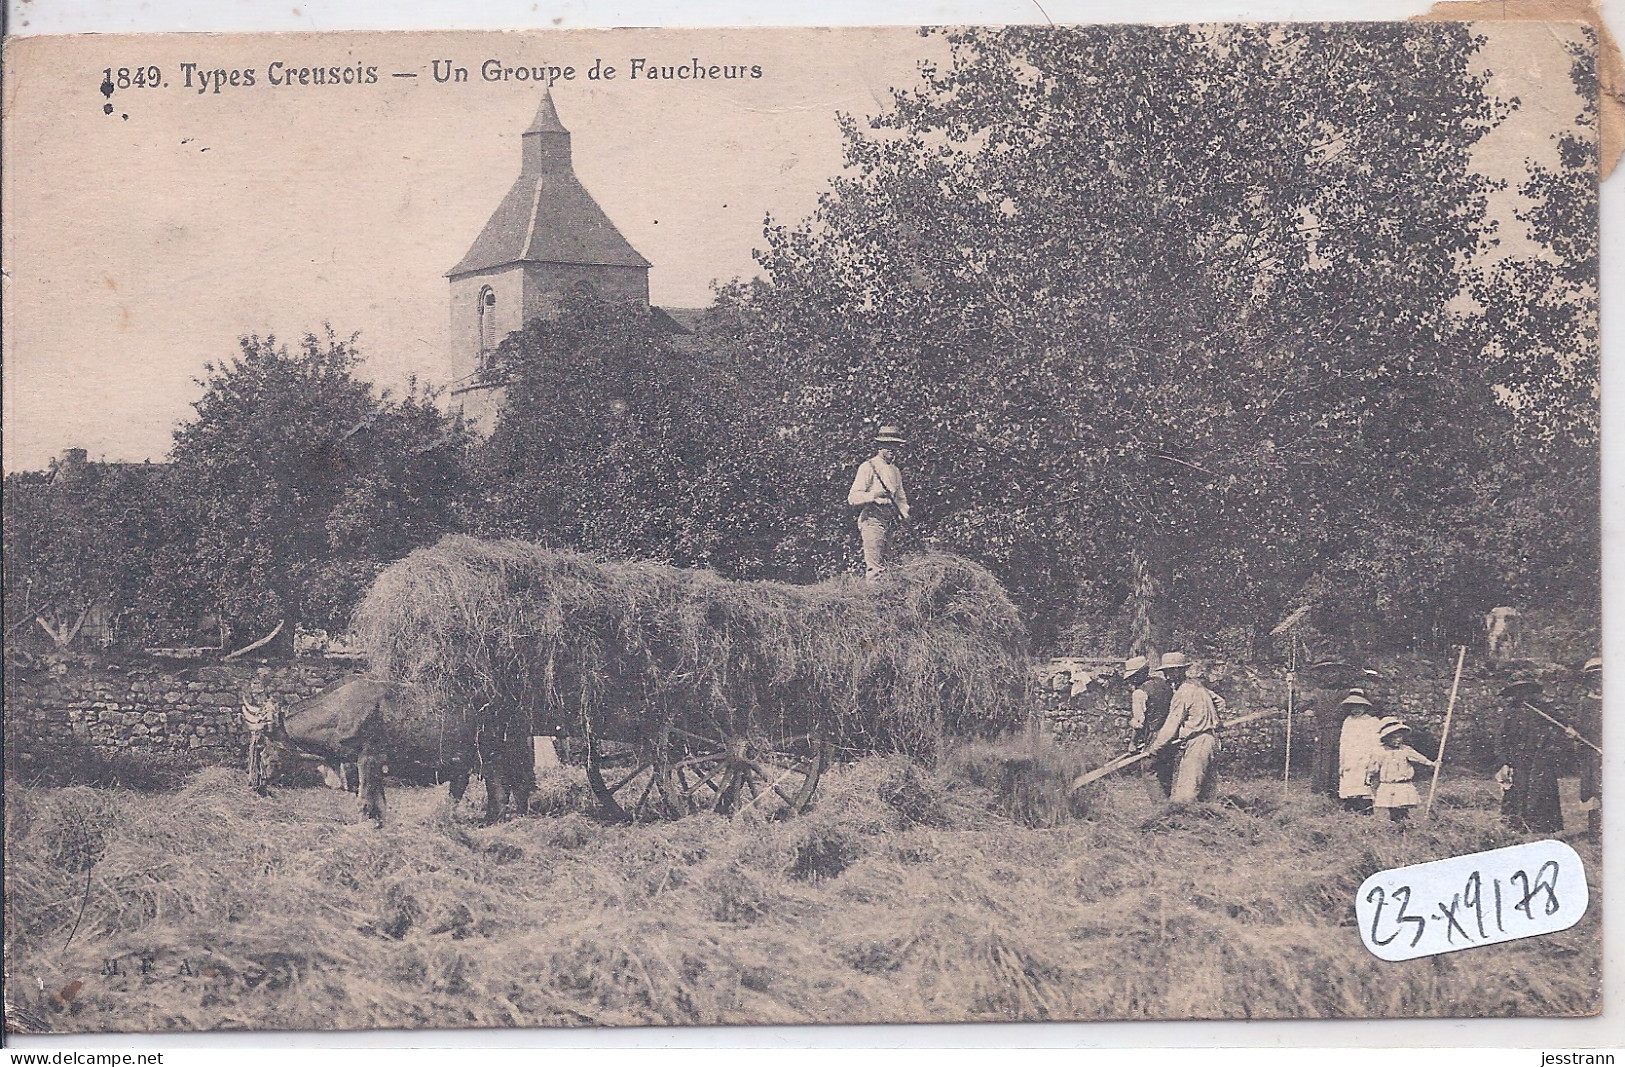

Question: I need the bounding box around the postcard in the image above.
[1,19,1604,1034]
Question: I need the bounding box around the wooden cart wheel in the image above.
[585,736,674,823]
[659,719,828,819]
[586,719,828,822]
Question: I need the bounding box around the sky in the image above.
[1,22,1589,471]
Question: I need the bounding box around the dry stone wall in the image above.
[4,658,356,764]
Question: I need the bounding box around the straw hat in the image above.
[1498,676,1544,701]
[1121,655,1149,680]
[1340,693,1374,710]
[1583,656,1603,674]
[1378,717,1410,741]
[874,425,908,445]
[1160,651,1191,671]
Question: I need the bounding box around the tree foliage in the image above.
[1464,32,1600,619]
[2,459,179,648]
[2,27,1598,661]
[473,299,800,578]
[1474,34,1599,447]
[714,23,1578,650]
[168,330,471,639]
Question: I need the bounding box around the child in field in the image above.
[1337,692,1383,814]
[1368,718,1435,824]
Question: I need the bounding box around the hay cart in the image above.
[569,709,831,823]
[356,536,1030,826]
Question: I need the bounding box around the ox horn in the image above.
[240,692,281,734]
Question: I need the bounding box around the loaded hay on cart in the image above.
[353,536,1030,821]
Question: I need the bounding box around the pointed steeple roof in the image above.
[448,92,651,277]
[525,90,568,134]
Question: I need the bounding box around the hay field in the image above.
[4,738,1601,1034]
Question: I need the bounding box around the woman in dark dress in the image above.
[1312,694,1343,800]
[1495,678,1567,836]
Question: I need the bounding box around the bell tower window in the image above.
[477,286,497,368]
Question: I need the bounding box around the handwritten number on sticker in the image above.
[1394,885,1426,947]
[1357,841,1587,961]
[1366,884,1428,947]
[1511,869,1532,919]
[1462,872,1486,940]
[1365,885,1400,947]
[1435,894,1471,943]
[1536,861,1562,915]
[1512,860,1561,918]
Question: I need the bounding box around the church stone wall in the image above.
[448,262,650,396]
[449,266,527,379]
[448,383,505,437]
[447,94,654,405]
[524,263,650,314]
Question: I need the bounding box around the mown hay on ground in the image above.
[1,755,1600,1033]
[353,536,1030,761]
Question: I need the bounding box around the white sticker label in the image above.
[1356,839,1588,961]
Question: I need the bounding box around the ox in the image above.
[243,677,533,826]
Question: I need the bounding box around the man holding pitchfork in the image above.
[848,425,912,582]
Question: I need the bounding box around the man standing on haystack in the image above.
[1144,651,1225,803]
[1123,655,1176,800]
[848,425,911,582]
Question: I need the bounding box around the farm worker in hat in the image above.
[1579,657,1602,837]
[1367,718,1435,824]
[1495,676,1567,835]
[1124,654,1176,799]
[848,425,912,582]
[1337,692,1382,815]
[1144,651,1225,803]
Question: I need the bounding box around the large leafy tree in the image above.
[1475,34,1599,445]
[2,459,180,649]
[170,330,471,641]
[1466,33,1600,619]
[474,299,799,577]
[717,23,1522,649]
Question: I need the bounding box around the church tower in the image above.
[447,91,652,429]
